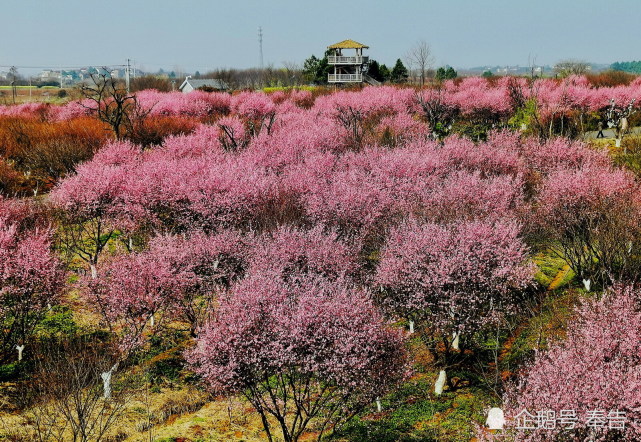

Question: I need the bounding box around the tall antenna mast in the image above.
[258,26,264,69]
[126,58,131,93]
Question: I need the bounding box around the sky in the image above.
[2,0,641,75]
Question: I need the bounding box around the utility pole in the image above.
[126,59,131,93]
[10,66,17,104]
[258,26,264,69]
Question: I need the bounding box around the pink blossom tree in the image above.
[146,229,253,334]
[86,250,190,352]
[0,217,65,362]
[187,275,409,442]
[231,91,277,137]
[49,142,141,277]
[247,225,359,284]
[217,115,248,151]
[504,285,641,441]
[534,166,641,286]
[376,219,533,389]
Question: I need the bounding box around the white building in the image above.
[179,77,228,93]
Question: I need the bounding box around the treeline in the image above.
[129,67,307,92]
[611,60,641,74]
[303,50,457,85]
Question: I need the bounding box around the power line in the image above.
[0,64,127,70]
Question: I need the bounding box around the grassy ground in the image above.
[0,246,586,442]
[0,86,72,105]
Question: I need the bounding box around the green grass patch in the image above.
[262,85,316,93]
[34,305,78,338]
[334,375,493,442]
[533,250,575,289]
[501,289,586,370]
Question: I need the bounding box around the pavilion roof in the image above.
[328,39,369,49]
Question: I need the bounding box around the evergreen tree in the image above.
[303,55,321,84]
[316,52,331,84]
[435,66,457,81]
[368,60,384,82]
[445,66,457,79]
[380,64,391,82]
[390,59,408,83]
[303,51,331,85]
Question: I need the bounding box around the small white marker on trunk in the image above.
[16,345,25,361]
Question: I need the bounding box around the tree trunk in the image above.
[452,332,460,351]
[434,370,447,395]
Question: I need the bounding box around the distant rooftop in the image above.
[180,78,228,91]
[328,39,369,49]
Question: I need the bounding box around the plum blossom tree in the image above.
[415,88,458,140]
[50,142,141,277]
[86,250,190,352]
[217,115,248,151]
[0,217,65,362]
[504,285,641,441]
[605,98,636,149]
[146,229,252,334]
[231,91,277,137]
[187,275,409,442]
[376,219,533,389]
[534,166,641,287]
[247,225,359,284]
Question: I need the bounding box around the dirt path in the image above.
[547,264,571,291]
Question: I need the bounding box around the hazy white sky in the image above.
[2,0,640,73]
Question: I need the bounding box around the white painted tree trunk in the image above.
[150,314,155,327]
[16,345,25,361]
[376,398,382,412]
[408,320,414,334]
[452,332,460,351]
[582,279,591,292]
[101,363,119,399]
[616,138,622,148]
[434,370,447,395]
[90,264,97,279]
